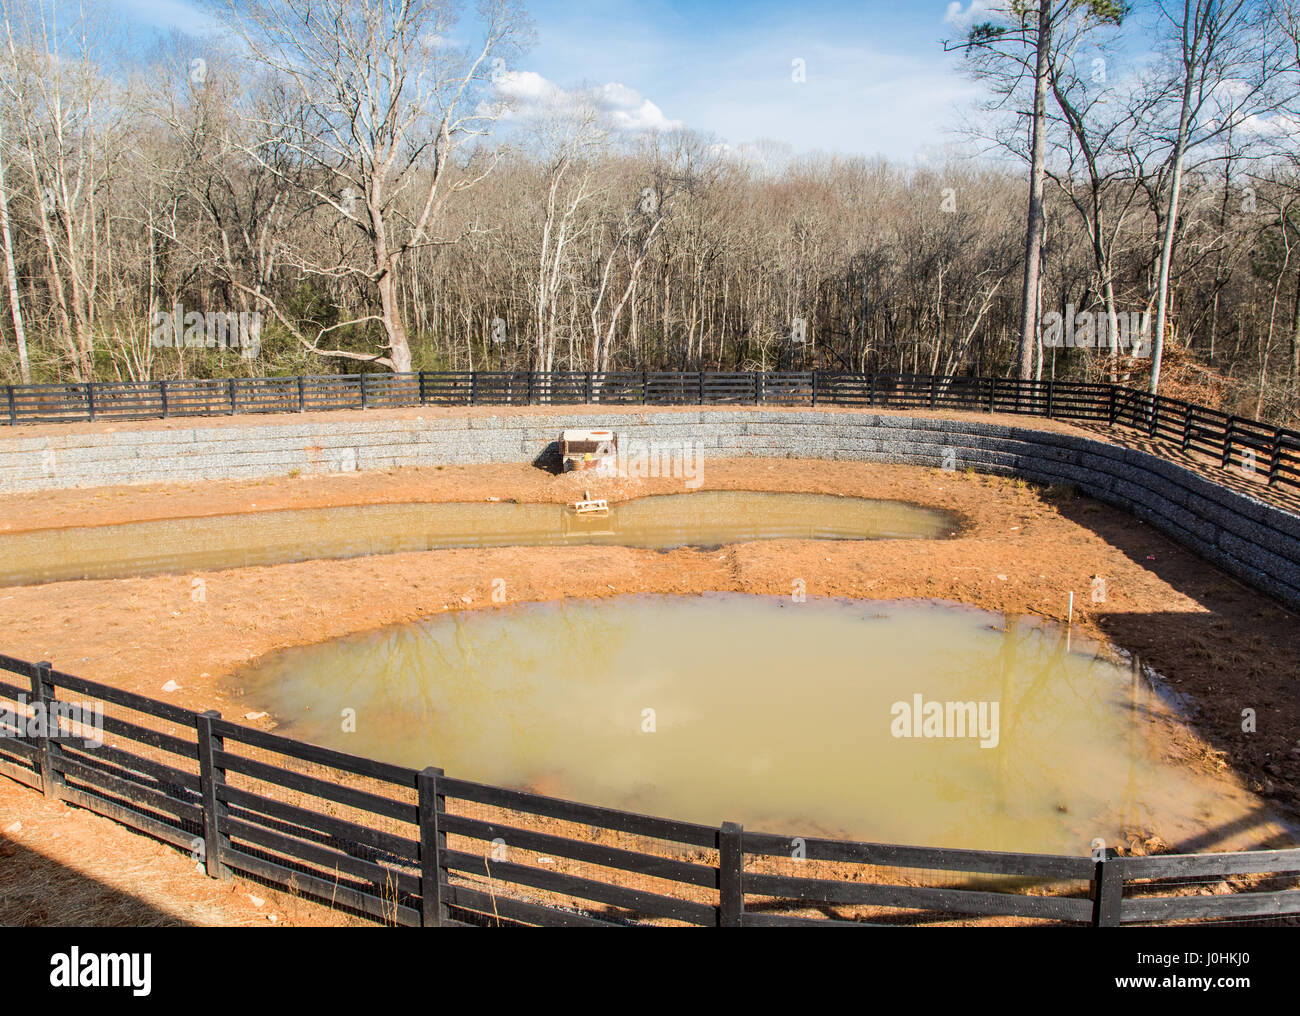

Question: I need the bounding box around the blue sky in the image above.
[107,0,987,161]
[513,0,982,159]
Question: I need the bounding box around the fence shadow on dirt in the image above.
[0,828,196,927]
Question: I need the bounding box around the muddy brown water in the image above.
[231,594,1281,856]
[0,491,957,586]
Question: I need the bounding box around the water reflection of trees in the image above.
[250,596,1207,853]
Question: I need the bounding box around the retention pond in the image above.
[0,491,957,586]
[231,594,1275,855]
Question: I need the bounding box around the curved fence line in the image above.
[3,371,1298,492]
[1,653,1298,927]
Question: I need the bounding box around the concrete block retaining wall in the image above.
[3,409,1298,609]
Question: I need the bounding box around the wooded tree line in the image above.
[1,0,1299,427]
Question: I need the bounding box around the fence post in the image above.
[228,377,238,415]
[1046,380,1054,419]
[418,766,448,927]
[869,373,876,408]
[1182,404,1193,452]
[1270,430,1283,487]
[755,372,763,406]
[85,383,95,422]
[160,380,169,420]
[929,376,937,410]
[1108,387,1117,426]
[698,371,705,406]
[196,711,230,880]
[642,369,649,405]
[6,384,15,424]
[526,371,534,406]
[1149,396,1159,437]
[719,821,744,927]
[29,662,62,801]
[1222,417,1235,470]
[1091,848,1123,927]
[811,371,818,408]
[585,371,593,404]
[470,372,478,407]
[418,372,428,407]
[360,373,369,411]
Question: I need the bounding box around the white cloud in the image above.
[495,70,557,104]
[1213,77,1251,98]
[595,82,680,131]
[945,1,1010,31]
[492,70,682,133]
[1231,110,1300,139]
[707,140,796,177]
[420,33,463,50]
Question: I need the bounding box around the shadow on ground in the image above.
[1041,486,1300,831]
[0,831,192,927]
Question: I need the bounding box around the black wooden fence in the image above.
[2,653,1298,927]
[5,371,1297,492]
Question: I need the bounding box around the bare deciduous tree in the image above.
[214,0,531,371]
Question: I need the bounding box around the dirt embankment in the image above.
[0,457,1295,836]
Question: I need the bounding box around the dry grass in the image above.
[0,775,374,927]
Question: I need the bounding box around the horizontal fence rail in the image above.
[4,371,1296,493]
[1,655,1298,927]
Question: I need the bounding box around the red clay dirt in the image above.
[0,408,1297,926]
